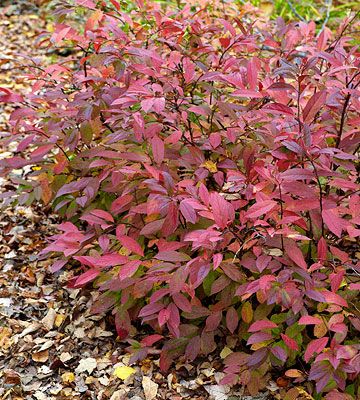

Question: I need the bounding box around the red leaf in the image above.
[247,332,273,345]
[226,307,239,334]
[247,59,258,90]
[74,269,100,287]
[162,202,178,236]
[317,237,328,261]
[155,251,190,262]
[172,293,192,312]
[302,90,327,124]
[330,269,345,292]
[264,103,294,116]
[167,303,180,336]
[183,57,195,83]
[151,136,165,164]
[153,97,165,113]
[322,209,347,238]
[213,253,223,270]
[185,336,201,361]
[322,291,348,307]
[119,260,141,280]
[248,348,269,367]
[284,240,307,270]
[304,337,328,362]
[141,98,153,112]
[90,209,114,222]
[180,199,197,224]
[281,168,314,181]
[111,194,133,215]
[139,302,165,318]
[325,390,355,400]
[270,346,287,362]
[245,200,277,219]
[298,316,323,325]
[158,308,170,326]
[248,319,277,332]
[0,87,24,103]
[140,334,163,347]
[74,253,127,267]
[117,234,144,256]
[267,82,295,91]
[169,266,189,294]
[281,334,299,351]
[209,192,235,228]
[205,311,222,332]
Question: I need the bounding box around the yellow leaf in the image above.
[55,314,66,328]
[113,366,136,380]
[296,388,315,400]
[62,372,75,383]
[251,340,273,350]
[119,247,130,256]
[220,346,233,358]
[201,160,217,173]
[0,327,13,350]
[241,302,253,324]
[314,322,327,338]
[259,0,274,17]
[285,369,304,378]
[40,178,52,205]
[267,248,283,257]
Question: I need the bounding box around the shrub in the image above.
[1,0,359,396]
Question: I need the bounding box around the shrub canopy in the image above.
[1,0,359,396]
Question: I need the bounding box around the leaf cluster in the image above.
[1,0,359,397]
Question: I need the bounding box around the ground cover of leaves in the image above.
[0,2,316,399]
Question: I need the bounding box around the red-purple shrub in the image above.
[1,0,359,396]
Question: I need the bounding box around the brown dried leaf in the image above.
[32,349,49,363]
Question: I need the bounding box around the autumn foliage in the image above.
[1,0,360,397]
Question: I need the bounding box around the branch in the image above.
[286,0,306,22]
[317,0,332,38]
[326,10,360,51]
[335,93,351,149]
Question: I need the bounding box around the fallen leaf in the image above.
[110,390,128,400]
[59,352,72,363]
[19,322,41,337]
[99,375,110,386]
[34,392,47,400]
[32,350,49,363]
[62,372,75,383]
[142,376,158,400]
[75,357,97,374]
[41,308,57,330]
[4,369,21,385]
[113,365,136,380]
[55,313,66,327]
[204,384,230,400]
[38,339,54,351]
[0,327,13,349]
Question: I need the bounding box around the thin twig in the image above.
[335,93,351,149]
[307,157,325,237]
[317,0,332,38]
[286,0,306,22]
[326,10,360,51]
